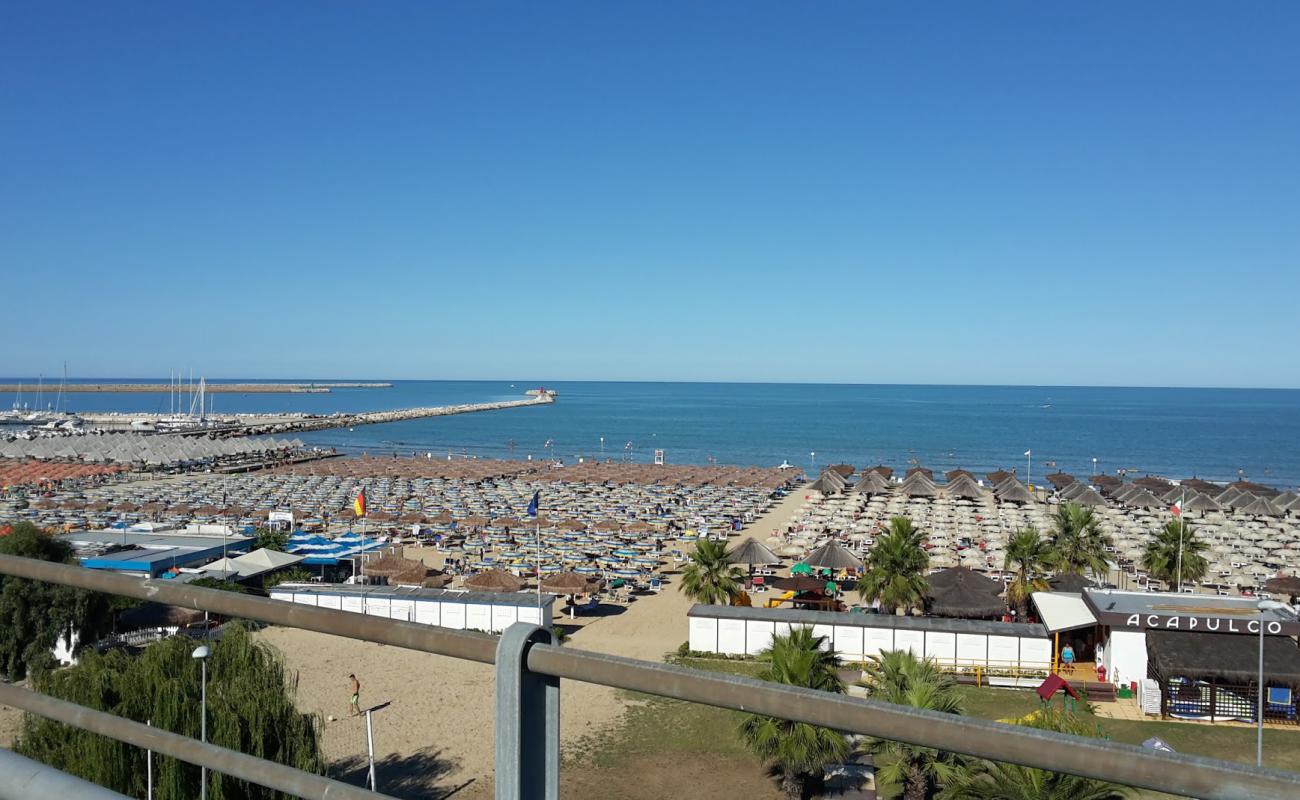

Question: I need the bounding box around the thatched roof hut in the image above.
[1147,631,1300,688]
[927,581,1005,619]
[927,567,1002,595]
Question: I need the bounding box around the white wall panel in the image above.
[689,617,718,652]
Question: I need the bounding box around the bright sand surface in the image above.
[0,485,810,796]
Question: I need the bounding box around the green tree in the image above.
[942,705,1127,799]
[16,623,324,800]
[1141,518,1208,589]
[252,527,289,552]
[862,650,966,800]
[739,627,850,800]
[0,522,114,680]
[858,517,930,615]
[678,538,744,605]
[1048,504,1113,577]
[263,566,313,589]
[1003,527,1052,620]
[189,576,249,594]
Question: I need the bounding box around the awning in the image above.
[1031,591,1098,633]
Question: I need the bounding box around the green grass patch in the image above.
[566,693,753,770]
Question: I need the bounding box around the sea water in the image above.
[8,380,1300,487]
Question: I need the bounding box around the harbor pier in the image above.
[77,394,554,437]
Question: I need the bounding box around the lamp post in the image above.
[1092,457,1098,477]
[1256,600,1288,767]
[192,644,211,800]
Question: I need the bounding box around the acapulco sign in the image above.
[1117,613,1291,635]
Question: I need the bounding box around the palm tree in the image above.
[858,517,930,615]
[942,705,1127,799]
[1003,527,1052,620]
[1141,518,1208,589]
[678,538,744,605]
[1048,503,1113,577]
[862,650,965,800]
[739,627,850,800]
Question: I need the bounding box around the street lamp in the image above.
[192,644,211,800]
[1256,600,1288,767]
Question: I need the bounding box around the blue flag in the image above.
[527,491,540,518]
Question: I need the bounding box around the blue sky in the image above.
[3,3,1298,387]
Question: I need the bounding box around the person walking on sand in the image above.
[349,674,361,717]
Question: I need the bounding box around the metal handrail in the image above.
[3,554,1300,799]
[0,683,391,800]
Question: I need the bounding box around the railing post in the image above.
[495,623,559,800]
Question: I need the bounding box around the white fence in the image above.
[269,584,552,633]
[688,605,1052,676]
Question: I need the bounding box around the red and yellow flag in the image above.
[353,487,367,518]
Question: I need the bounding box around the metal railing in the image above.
[2,553,1300,800]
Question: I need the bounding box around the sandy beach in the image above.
[0,484,809,797]
[259,485,811,797]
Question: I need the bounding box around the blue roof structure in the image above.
[287,532,385,565]
[81,540,250,578]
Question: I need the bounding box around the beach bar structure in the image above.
[269,583,554,632]
[57,528,253,578]
[688,605,1051,684]
[1031,588,1300,724]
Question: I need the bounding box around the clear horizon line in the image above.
[5,376,1300,392]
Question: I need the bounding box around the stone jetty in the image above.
[77,394,553,437]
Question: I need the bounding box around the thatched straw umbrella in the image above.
[728,538,781,567]
[463,569,525,593]
[803,541,864,571]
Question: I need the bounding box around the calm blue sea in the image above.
[5,380,1300,488]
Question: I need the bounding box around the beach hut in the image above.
[927,579,1005,620]
[927,567,1002,595]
